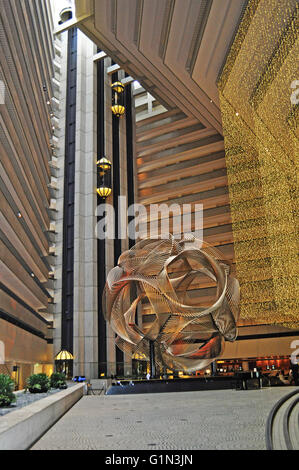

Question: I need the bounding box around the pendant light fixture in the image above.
[111,81,125,117]
[97,157,112,199]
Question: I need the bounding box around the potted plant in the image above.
[50,372,68,389]
[0,373,16,407]
[26,373,51,393]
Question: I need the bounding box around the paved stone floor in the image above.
[31,386,297,450]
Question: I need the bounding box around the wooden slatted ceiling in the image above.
[136,116,200,143]
[135,109,236,327]
[139,176,228,204]
[138,158,227,189]
[137,136,223,170]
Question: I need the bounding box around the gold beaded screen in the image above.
[218,0,298,328]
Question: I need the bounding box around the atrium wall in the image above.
[0,0,55,388]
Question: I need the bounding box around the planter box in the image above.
[0,383,84,450]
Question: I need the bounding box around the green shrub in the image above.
[26,373,50,393]
[50,372,67,389]
[31,384,41,392]
[56,380,67,389]
[0,374,16,407]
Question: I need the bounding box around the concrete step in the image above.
[287,398,299,450]
[267,389,299,449]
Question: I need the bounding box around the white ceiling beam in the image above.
[121,76,134,85]
[53,14,93,36]
[107,63,121,75]
[93,51,107,62]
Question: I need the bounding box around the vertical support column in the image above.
[72,31,98,379]
[111,68,124,377]
[149,340,156,378]
[53,31,67,359]
[104,59,116,379]
[97,53,107,378]
[123,79,136,377]
[61,28,77,358]
[125,81,135,249]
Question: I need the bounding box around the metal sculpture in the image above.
[102,236,240,373]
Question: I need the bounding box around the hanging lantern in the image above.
[97,186,112,198]
[111,81,125,117]
[111,104,125,117]
[97,157,111,171]
[97,157,112,199]
[54,350,74,361]
[58,7,73,24]
[54,349,74,379]
[111,81,124,94]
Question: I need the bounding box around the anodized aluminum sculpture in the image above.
[102,236,240,372]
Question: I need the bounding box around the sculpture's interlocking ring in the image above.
[103,236,240,372]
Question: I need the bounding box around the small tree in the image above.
[26,373,50,393]
[0,374,16,407]
[50,372,68,389]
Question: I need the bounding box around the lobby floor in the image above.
[31,386,297,450]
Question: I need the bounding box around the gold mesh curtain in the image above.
[218,0,298,328]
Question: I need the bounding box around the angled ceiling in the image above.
[73,0,248,134]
